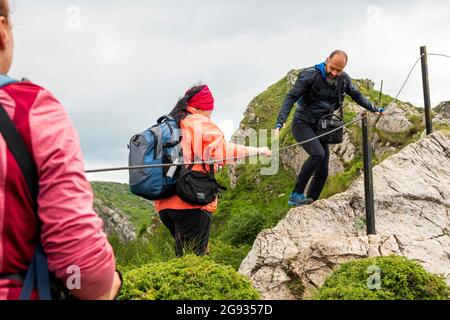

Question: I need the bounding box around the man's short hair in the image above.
[329,50,348,64]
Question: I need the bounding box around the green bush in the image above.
[110,225,176,268]
[316,255,450,300]
[208,240,252,271]
[213,164,295,246]
[120,255,260,300]
[320,159,363,199]
[220,206,268,246]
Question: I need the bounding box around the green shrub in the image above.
[213,165,295,245]
[138,223,149,238]
[220,206,268,246]
[208,240,252,271]
[111,225,176,268]
[320,159,363,199]
[316,255,450,300]
[120,255,260,300]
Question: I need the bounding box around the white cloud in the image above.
[215,118,236,141]
[85,161,129,184]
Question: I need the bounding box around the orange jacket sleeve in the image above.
[198,118,257,165]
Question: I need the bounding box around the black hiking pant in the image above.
[159,209,212,257]
[291,118,330,201]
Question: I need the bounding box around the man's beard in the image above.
[326,74,338,88]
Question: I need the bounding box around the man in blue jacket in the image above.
[275,50,385,207]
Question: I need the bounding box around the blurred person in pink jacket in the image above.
[0,0,121,300]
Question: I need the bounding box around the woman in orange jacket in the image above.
[155,85,272,257]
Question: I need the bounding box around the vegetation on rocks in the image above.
[316,255,450,300]
[119,255,260,300]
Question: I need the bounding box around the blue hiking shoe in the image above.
[288,192,313,207]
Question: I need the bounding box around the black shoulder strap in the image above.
[336,77,345,119]
[304,70,321,105]
[0,102,52,301]
[0,103,38,204]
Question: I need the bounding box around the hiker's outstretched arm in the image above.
[197,120,262,164]
[345,76,377,112]
[224,142,260,163]
[29,89,118,300]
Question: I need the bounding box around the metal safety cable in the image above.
[85,115,367,174]
[85,52,450,174]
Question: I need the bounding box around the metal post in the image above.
[378,80,384,104]
[362,113,376,235]
[420,46,433,135]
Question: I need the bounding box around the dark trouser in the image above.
[291,118,330,201]
[159,209,212,257]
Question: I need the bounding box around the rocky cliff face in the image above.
[90,182,158,243]
[375,103,420,133]
[94,198,137,242]
[239,132,450,300]
[434,101,450,127]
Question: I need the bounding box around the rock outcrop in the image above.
[436,101,450,118]
[434,101,450,126]
[375,103,417,133]
[331,131,356,164]
[279,143,346,178]
[239,132,450,300]
[94,198,137,242]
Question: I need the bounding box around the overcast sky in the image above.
[8,0,450,183]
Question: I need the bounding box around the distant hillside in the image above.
[91,181,158,241]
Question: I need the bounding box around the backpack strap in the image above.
[19,243,51,300]
[336,77,345,119]
[0,104,38,202]
[302,70,321,107]
[303,70,347,120]
[0,101,52,300]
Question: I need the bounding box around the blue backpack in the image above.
[128,116,183,200]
